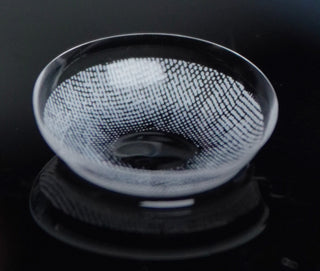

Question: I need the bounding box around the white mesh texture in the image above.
[44,57,264,171]
[42,57,265,196]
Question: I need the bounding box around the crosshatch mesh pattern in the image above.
[43,57,264,173]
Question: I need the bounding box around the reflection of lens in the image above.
[30,156,269,260]
[33,34,278,198]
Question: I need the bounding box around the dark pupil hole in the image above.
[112,131,198,170]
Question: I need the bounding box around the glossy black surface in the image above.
[1,0,320,270]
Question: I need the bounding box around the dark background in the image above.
[0,0,320,270]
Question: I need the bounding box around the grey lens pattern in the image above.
[43,57,264,170]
